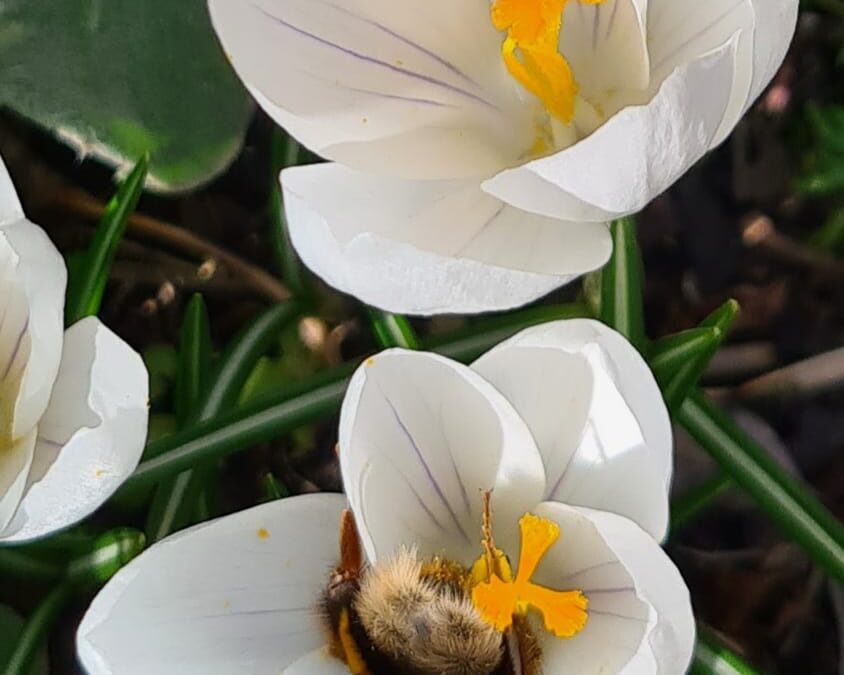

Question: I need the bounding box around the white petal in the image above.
[78,494,346,675]
[0,429,36,533]
[560,0,650,101]
[482,37,739,222]
[339,349,545,566]
[0,218,66,440]
[532,502,695,675]
[209,0,528,179]
[282,163,611,315]
[0,156,23,225]
[0,318,148,543]
[283,648,350,675]
[743,1,799,111]
[648,0,797,147]
[472,319,671,540]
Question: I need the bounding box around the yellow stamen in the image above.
[490,0,605,124]
[471,513,588,638]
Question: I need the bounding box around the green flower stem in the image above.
[269,131,309,297]
[679,390,844,582]
[691,633,760,675]
[0,583,73,675]
[119,304,585,495]
[0,549,63,583]
[670,474,733,534]
[599,217,646,352]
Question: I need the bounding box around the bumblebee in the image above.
[320,500,546,675]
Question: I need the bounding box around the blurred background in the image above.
[0,1,843,672]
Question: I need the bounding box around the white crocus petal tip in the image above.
[480,318,673,487]
[78,493,347,675]
[472,318,670,541]
[339,348,545,565]
[534,502,695,674]
[281,163,610,315]
[0,318,148,543]
[0,155,24,224]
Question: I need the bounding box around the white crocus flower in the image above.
[78,319,693,675]
[208,0,798,315]
[0,157,148,543]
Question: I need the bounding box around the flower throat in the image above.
[490,0,606,124]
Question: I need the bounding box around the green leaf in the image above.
[116,304,591,496]
[64,155,147,325]
[649,327,722,384]
[65,528,146,587]
[0,1,253,192]
[599,217,646,351]
[368,309,420,350]
[147,295,213,543]
[0,585,71,675]
[691,632,760,675]
[0,605,48,675]
[173,295,213,426]
[679,390,844,583]
[146,301,302,540]
[670,473,732,534]
[657,300,738,413]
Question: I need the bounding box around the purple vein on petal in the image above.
[337,83,455,109]
[255,6,500,113]
[377,382,471,544]
[322,0,485,91]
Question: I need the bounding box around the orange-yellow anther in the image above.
[490,0,606,124]
[471,513,588,639]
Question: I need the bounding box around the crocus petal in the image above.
[0,429,36,533]
[339,349,545,566]
[472,319,670,540]
[283,648,350,675]
[78,493,346,675]
[648,0,797,147]
[0,157,23,225]
[283,163,611,315]
[0,218,66,440]
[533,502,694,675]
[560,0,650,102]
[482,37,739,222]
[208,0,528,179]
[0,318,148,543]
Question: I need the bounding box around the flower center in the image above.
[471,512,588,639]
[490,0,606,125]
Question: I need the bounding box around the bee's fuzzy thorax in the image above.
[354,548,504,675]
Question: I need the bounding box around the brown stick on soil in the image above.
[55,186,291,303]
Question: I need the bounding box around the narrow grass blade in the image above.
[65,154,148,325]
[368,309,419,350]
[679,390,844,583]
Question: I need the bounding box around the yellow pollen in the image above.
[471,513,588,639]
[490,0,605,124]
